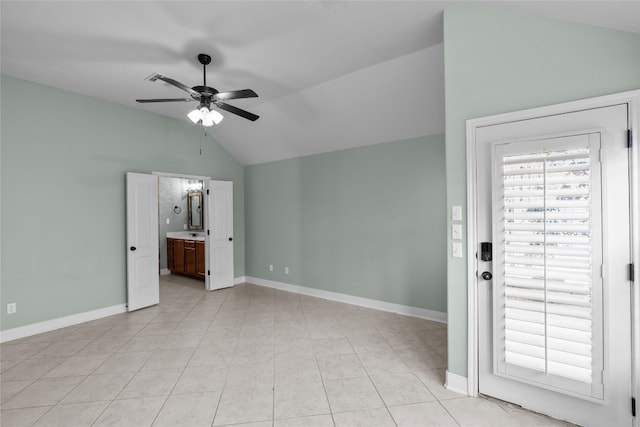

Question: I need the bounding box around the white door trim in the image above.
[152,171,211,181]
[465,90,640,414]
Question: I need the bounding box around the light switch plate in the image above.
[452,224,462,240]
[452,242,463,258]
[452,205,462,221]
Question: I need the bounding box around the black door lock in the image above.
[481,271,493,281]
[480,242,492,262]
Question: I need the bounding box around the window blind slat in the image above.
[498,143,597,388]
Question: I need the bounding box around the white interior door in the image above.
[476,105,632,426]
[206,180,234,291]
[126,172,159,311]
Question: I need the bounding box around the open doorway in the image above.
[159,175,206,289]
[127,171,235,311]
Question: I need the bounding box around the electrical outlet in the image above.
[284,267,289,274]
[269,264,273,272]
[166,218,170,224]
[183,224,187,230]
[7,303,16,314]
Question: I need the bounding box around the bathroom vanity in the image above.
[166,232,205,281]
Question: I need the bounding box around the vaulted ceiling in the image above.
[2,1,638,165]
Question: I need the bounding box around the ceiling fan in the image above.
[136,53,259,126]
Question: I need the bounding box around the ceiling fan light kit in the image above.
[188,106,223,126]
[136,53,259,126]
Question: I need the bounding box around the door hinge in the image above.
[628,129,633,148]
[207,270,210,276]
[207,189,210,195]
[630,263,635,282]
[632,397,636,417]
[207,230,210,236]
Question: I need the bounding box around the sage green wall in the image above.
[444,4,640,377]
[245,134,447,313]
[0,75,245,330]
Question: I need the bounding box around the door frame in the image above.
[152,171,212,289]
[464,90,640,416]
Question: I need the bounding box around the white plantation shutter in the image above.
[492,133,604,399]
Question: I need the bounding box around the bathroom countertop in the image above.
[166,231,205,241]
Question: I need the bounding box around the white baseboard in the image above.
[245,276,447,323]
[160,268,171,276]
[0,304,127,343]
[234,276,247,285]
[445,370,469,396]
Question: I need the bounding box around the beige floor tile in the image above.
[152,392,219,427]
[138,321,180,336]
[324,376,384,413]
[74,337,128,356]
[225,358,273,389]
[441,397,517,427]
[347,333,393,354]
[1,380,34,404]
[172,366,228,394]
[157,326,200,343]
[0,342,52,361]
[30,340,91,358]
[43,354,109,378]
[187,349,233,369]
[119,334,168,352]
[3,376,85,409]
[317,353,367,380]
[61,372,135,403]
[357,350,410,375]
[140,348,194,371]
[274,380,330,419]
[396,346,447,371]
[274,354,322,385]
[370,371,436,406]
[101,322,147,339]
[93,396,167,427]
[312,337,354,357]
[213,386,273,426]
[93,350,153,374]
[384,330,426,350]
[0,406,50,427]
[275,336,315,356]
[118,368,182,399]
[333,408,396,426]
[0,358,23,373]
[275,414,334,427]
[2,357,66,380]
[32,401,108,426]
[388,402,458,427]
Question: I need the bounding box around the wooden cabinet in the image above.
[167,238,205,281]
[196,241,205,278]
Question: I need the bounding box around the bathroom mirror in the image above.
[188,191,203,230]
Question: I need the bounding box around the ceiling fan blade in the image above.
[213,89,258,101]
[215,102,259,121]
[145,73,201,98]
[136,98,195,103]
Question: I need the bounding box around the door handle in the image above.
[130,246,137,251]
[481,271,492,281]
[228,237,233,242]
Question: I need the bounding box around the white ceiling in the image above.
[2,1,638,165]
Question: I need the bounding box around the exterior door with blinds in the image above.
[476,104,632,426]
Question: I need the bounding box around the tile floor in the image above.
[1,275,574,426]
